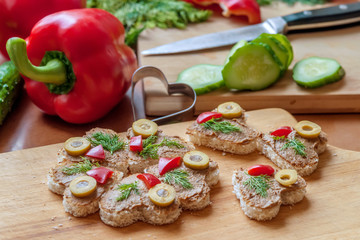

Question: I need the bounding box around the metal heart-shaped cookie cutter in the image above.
[131,66,196,125]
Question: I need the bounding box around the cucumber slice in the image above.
[292,56,345,88]
[253,33,289,74]
[224,40,247,65]
[222,42,282,91]
[176,64,224,95]
[266,33,293,68]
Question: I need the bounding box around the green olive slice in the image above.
[64,137,91,156]
[148,183,176,207]
[275,169,298,187]
[217,102,243,118]
[183,151,210,170]
[69,176,97,198]
[294,120,321,139]
[132,119,158,138]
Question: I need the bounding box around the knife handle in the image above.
[282,2,360,31]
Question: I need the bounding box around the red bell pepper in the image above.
[86,167,113,184]
[129,135,143,152]
[197,112,222,124]
[271,126,293,137]
[6,8,137,123]
[0,0,85,59]
[219,0,261,24]
[85,145,105,160]
[137,173,161,189]
[159,157,182,175]
[183,0,261,24]
[247,165,274,176]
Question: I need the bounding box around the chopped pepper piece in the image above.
[86,167,113,184]
[130,135,143,152]
[137,173,161,189]
[219,0,261,24]
[247,165,274,176]
[85,145,105,160]
[271,126,293,138]
[196,112,222,124]
[183,0,261,24]
[159,157,182,175]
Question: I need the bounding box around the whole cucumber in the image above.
[0,61,23,125]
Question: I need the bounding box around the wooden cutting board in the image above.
[138,2,360,116]
[1,108,360,239]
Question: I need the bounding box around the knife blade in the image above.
[142,2,360,56]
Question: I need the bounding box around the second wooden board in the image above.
[138,2,360,115]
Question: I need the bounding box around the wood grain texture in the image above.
[1,108,360,240]
[138,2,360,115]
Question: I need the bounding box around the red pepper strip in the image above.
[182,0,261,24]
[247,165,274,176]
[271,126,293,137]
[159,157,182,175]
[86,167,113,184]
[0,0,85,59]
[6,8,137,123]
[130,135,143,152]
[137,173,161,189]
[85,145,105,160]
[197,112,222,124]
[219,0,261,24]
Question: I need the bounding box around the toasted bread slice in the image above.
[48,156,124,217]
[100,161,219,227]
[126,129,195,174]
[232,168,306,221]
[257,130,328,176]
[187,116,259,155]
[145,161,219,210]
[48,159,87,195]
[63,171,123,217]
[100,175,182,227]
[57,128,129,174]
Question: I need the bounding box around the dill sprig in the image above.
[201,118,241,134]
[243,173,271,198]
[86,0,211,46]
[139,136,184,159]
[61,158,100,175]
[88,132,126,154]
[139,135,159,159]
[282,138,307,157]
[116,181,140,201]
[143,135,158,148]
[160,138,185,149]
[256,0,328,6]
[164,169,193,189]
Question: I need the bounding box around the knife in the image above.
[142,2,360,56]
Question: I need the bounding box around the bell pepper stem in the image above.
[6,37,67,85]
